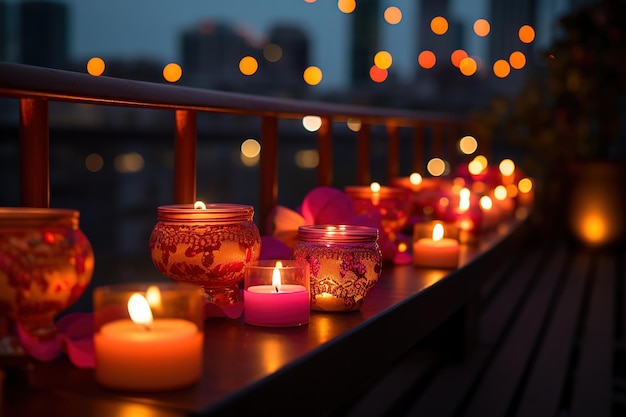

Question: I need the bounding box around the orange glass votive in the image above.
[93,282,204,391]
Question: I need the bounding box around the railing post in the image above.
[259,115,279,234]
[447,122,459,174]
[412,123,424,174]
[432,121,443,158]
[20,98,49,208]
[386,123,399,182]
[174,110,197,204]
[317,117,333,187]
[357,123,371,185]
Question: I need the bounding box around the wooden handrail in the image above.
[0,62,467,232]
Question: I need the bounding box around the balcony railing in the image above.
[0,62,468,233]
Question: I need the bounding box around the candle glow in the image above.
[193,200,206,210]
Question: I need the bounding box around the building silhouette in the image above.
[350,0,380,87]
[19,0,69,69]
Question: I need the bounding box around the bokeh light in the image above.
[263,44,283,62]
[479,195,493,210]
[85,153,104,172]
[509,51,526,69]
[499,159,515,176]
[459,57,477,76]
[303,66,323,85]
[240,138,261,167]
[427,158,446,177]
[337,0,356,13]
[374,51,393,70]
[295,150,319,169]
[410,172,423,185]
[241,138,261,158]
[519,25,535,43]
[370,182,381,192]
[163,63,182,82]
[384,6,402,25]
[430,16,448,35]
[302,115,322,132]
[518,177,533,193]
[347,118,361,132]
[87,57,105,76]
[494,185,508,201]
[369,65,388,82]
[239,56,258,75]
[473,19,491,37]
[450,49,468,68]
[418,50,436,69]
[114,152,144,173]
[493,59,511,78]
[459,135,478,154]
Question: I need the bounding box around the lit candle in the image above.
[244,261,309,327]
[94,285,204,391]
[413,223,459,269]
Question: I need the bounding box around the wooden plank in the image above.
[462,243,568,417]
[341,349,441,417]
[570,252,615,417]
[514,248,591,417]
[405,243,545,417]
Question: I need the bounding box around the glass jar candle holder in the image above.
[244,260,310,327]
[344,185,411,242]
[149,203,261,314]
[0,208,94,353]
[93,282,204,391]
[293,225,382,312]
[413,221,460,269]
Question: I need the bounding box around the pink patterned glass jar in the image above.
[292,225,382,312]
[0,208,94,345]
[149,204,261,310]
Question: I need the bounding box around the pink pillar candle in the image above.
[244,260,310,327]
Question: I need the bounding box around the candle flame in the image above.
[432,223,444,242]
[459,188,470,211]
[370,182,381,192]
[194,200,207,210]
[480,195,493,210]
[272,260,283,292]
[409,173,422,186]
[145,285,161,308]
[128,293,153,330]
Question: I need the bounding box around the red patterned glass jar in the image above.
[344,185,411,242]
[292,225,382,312]
[0,208,94,347]
[149,204,261,311]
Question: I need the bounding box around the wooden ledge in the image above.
[2,216,531,417]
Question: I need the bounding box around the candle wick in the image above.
[273,285,280,293]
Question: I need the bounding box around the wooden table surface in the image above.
[2,218,529,417]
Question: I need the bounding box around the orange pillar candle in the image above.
[94,283,204,391]
[413,223,459,269]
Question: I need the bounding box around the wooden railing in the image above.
[0,62,467,232]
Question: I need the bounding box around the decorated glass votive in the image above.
[344,184,411,242]
[0,208,94,352]
[93,282,204,391]
[293,225,382,312]
[244,260,310,327]
[149,203,261,313]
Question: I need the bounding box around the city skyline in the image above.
[1,0,559,90]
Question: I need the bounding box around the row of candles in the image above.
[1,158,533,392]
[91,160,533,391]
